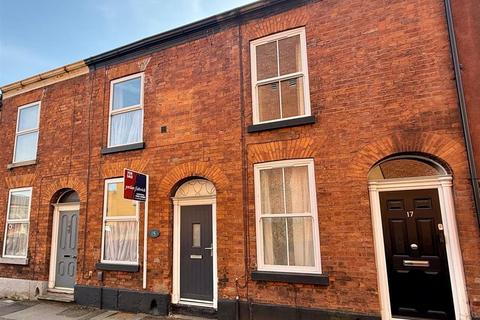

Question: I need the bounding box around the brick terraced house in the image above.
[0,0,479,319]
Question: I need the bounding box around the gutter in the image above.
[444,0,480,227]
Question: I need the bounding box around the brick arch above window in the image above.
[5,174,36,189]
[247,137,317,164]
[350,133,468,180]
[158,162,229,195]
[100,158,150,179]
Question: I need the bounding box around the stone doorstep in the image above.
[37,291,74,303]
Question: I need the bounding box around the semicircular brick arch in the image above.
[351,133,468,180]
[41,176,87,204]
[158,162,229,195]
[101,158,150,179]
[248,137,316,164]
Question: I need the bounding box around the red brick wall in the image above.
[452,0,480,177]
[0,0,479,316]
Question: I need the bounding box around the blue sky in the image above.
[0,0,253,86]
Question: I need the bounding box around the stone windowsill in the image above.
[247,115,316,133]
[251,270,329,285]
[101,142,145,155]
[7,160,37,170]
[0,257,29,265]
[95,262,140,272]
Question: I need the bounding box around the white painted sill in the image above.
[0,257,28,265]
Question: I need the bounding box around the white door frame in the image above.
[368,176,471,320]
[172,196,217,309]
[48,203,80,292]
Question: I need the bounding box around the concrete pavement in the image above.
[0,299,209,320]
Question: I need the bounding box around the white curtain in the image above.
[104,221,138,262]
[260,166,314,267]
[110,110,142,146]
[5,223,28,257]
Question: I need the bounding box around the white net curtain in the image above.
[260,165,314,267]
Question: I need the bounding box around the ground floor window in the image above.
[3,188,32,258]
[254,159,321,273]
[102,178,139,264]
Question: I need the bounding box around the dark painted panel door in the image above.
[180,205,213,301]
[380,189,455,319]
[55,210,79,289]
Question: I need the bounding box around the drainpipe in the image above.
[444,0,480,228]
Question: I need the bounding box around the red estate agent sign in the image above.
[124,169,148,202]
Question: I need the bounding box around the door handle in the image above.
[63,255,71,258]
[205,245,213,257]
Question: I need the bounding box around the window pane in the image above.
[192,223,201,248]
[14,132,38,163]
[18,105,39,132]
[278,35,301,76]
[103,221,138,262]
[110,109,142,146]
[258,82,281,122]
[260,168,285,214]
[262,217,287,265]
[112,77,141,110]
[4,223,28,257]
[284,165,310,213]
[256,41,278,80]
[281,77,305,119]
[106,182,137,217]
[287,217,314,266]
[8,190,31,220]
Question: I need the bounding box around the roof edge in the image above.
[84,0,293,67]
[1,60,88,99]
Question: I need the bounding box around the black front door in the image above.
[180,205,213,302]
[380,189,455,319]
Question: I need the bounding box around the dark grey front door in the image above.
[55,210,79,289]
[180,205,213,301]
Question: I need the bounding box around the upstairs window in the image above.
[254,159,321,274]
[101,178,139,264]
[3,188,32,258]
[108,74,144,147]
[250,28,311,124]
[13,102,40,163]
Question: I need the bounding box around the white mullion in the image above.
[255,72,304,86]
[261,213,311,219]
[110,104,142,116]
[17,128,39,136]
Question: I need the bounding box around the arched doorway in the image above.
[368,155,469,319]
[172,179,217,309]
[48,189,80,292]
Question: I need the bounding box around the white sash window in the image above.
[250,28,311,124]
[3,188,32,258]
[254,159,321,273]
[101,178,139,264]
[13,102,40,163]
[108,74,144,147]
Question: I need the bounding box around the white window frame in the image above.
[250,27,311,125]
[101,177,139,265]
[107,73,145,148]
[12,102,41,164]
[2,187,32,259]
[254,159,322,274]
